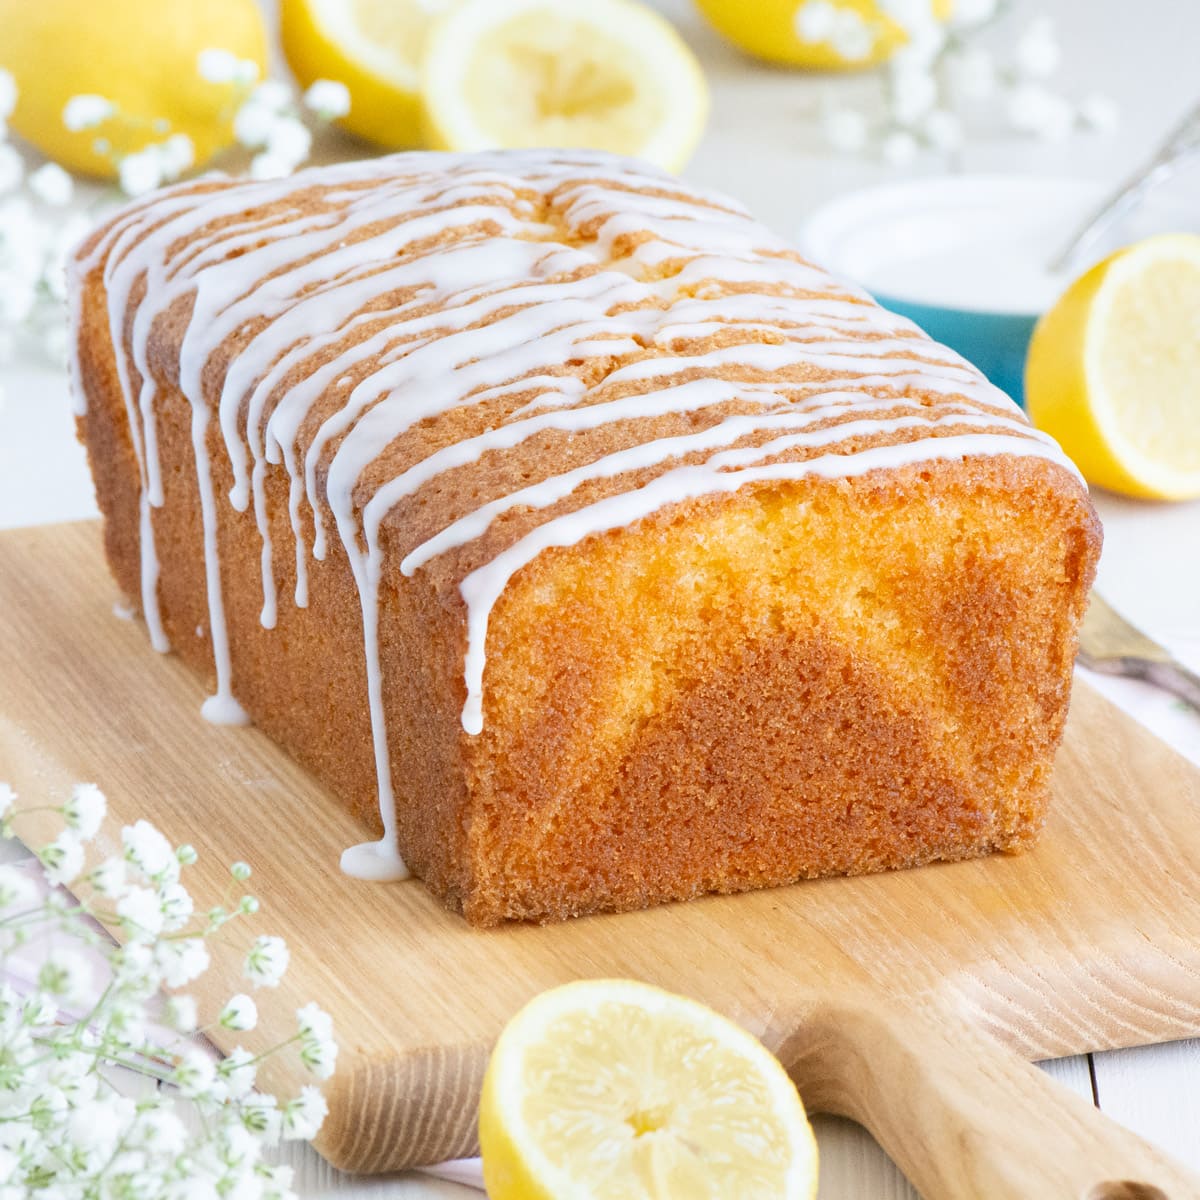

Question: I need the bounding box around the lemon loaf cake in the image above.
[70,149,1101,924]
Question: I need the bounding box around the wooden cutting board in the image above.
[3,521,1200,1198]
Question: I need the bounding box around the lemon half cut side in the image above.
[479,978,819,1200]
[421,0,709,172]
[281,0,452,148]
[1026,233,1200,501]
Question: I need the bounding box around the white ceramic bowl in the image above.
[799,175,1108,403]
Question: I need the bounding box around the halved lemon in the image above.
[280,0,453,148]
[421,0,708,172]
[479,979,819,1200]
[1026,234,1200,501]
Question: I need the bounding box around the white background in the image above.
[1,0,1199,1194]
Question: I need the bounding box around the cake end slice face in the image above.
[457,455,1100,924]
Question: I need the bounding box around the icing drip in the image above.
[70,148,1083,882]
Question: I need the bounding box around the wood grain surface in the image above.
[3,521,1200,1196]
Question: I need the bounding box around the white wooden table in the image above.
[2,0,1198,1192]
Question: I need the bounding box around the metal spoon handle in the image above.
[1051,98,1200,276]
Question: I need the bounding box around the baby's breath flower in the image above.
[158,133,196,178]
[0,69,15,121]
[63,782,106,838]
[62,94,115,131]
[130,1106,188,1155]
[794,0,837,42]
[112,941,157,992]
[117,884,166,941]
[88,854,127,899]
[302,80,351,120]
[0,864,37,914]
[106,996,148,1049]
[299,1030,338,1081]
[67,1095,136,1166]
[249,152,292,181]
[37,949,93,1008]
[217,1047,257,1099]
[159,880,195,932]
[118,149,165,197]
[40,829,85,886]
[260,1162,297,1200]
[230,861,251,882]
[177,843,199,867]
[197,48,242,84]
[295,1002,333,1043]
[0,145,23,195]
[1013,15,1061,80]
[0,785,336,1194]
[233,103,277,149]
[27,162,74,208]
[165,993,199,1034]
[250,80,293,114]
[266,119,312,168]
[238,895,260,915]
[239,1094,281,1145]
[829,9,876,61]
[173,1047,218,1099]
[281,1086,328,1141]
[1005,81,1075,141]
[157,936,210,988]
[123,819,180,883]
[219,994,258,1032]
[244,935,289,989]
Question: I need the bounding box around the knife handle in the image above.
[786,999,1200,1199]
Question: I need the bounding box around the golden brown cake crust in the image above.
[71,149,1100,924]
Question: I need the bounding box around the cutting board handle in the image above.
[798,999,1200,1198]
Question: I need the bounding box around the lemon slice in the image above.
[1026,234,1200,501]
[479,979,819,1200]
[280,0,452,148]
[421,0,708,172]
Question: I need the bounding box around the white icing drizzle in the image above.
[70,148,1084,882]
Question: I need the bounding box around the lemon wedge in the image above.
[280,0,452,148]
[421,0,708,172]
[479,979,819,1200]
[1026,234,1200,501]
[1,0,267,179]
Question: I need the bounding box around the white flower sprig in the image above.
[0,54,349,370]
[803,0,1119,162]
[0,780,338,1200]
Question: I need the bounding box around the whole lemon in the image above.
[0,0,269,179]
[694,0,950,70]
